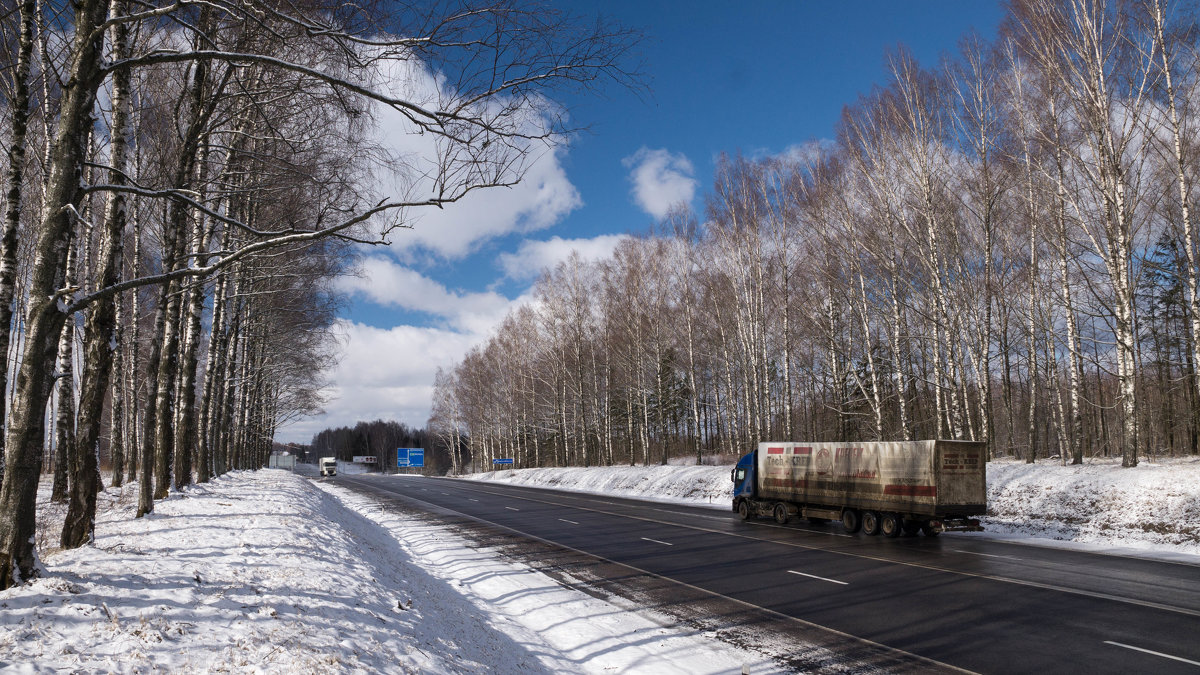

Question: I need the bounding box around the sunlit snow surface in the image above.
[0,470,775,673]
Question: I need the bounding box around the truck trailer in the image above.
[319,457,337,477]
[732,440,986,536]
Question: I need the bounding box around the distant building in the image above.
[269,453,297,470]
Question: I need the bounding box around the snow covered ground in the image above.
[0,470,778,674]
[465,455,1200,560]
[974,456,1200,559]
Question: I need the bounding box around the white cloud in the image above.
[497,234,630,281]
[274,52,594,441]
[335,257,514,333]
[277,259,531,441]
[622,147,697,220]
[276,321,480,441]
[366,57,582,260]
[779,139,837,166]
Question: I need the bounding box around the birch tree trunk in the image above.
[126,173,141,486]
[109,318,124,488]
[0,0,109,588]
[0,0,38,490]
[1047,92,1087,464]
[1026,188,1040,463]
[62,0,132,547]
[1151,0,1200,455]
[858,273,885,440]
[198,267,231,484]
[52,231,83,505]
[174,200,215,488]
[51,307,75,504]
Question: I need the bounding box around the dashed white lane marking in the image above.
[1103,641,1200,666]
[558,518,579,525]
[788,570,849,586]
[954,549,1022,561]
[642,537,673,546]
[505,506,520,511]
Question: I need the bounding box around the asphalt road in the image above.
[330,473,1200,674]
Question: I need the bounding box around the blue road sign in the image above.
[397,448,425,468]
[493,458,514,465]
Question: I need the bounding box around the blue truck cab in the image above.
[731,451,755,514]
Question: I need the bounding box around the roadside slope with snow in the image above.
[466,456,1200,558]
[980,456,1200,555]
[0,470,778,674]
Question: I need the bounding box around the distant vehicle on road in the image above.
[320,457,338,477]
[732,440,986,537]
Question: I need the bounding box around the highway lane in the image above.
[332,474,1200,674]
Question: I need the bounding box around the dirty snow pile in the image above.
[0,470,773,674]
[467,455,1200,557]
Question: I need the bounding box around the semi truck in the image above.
[732,440,986,537]
[319,457,337,477]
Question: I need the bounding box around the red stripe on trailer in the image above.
[883,485,937,497]
[794,446,812,455]
[766,447,785,455]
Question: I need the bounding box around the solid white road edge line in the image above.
[1103,641,1200,666]
[788,570,849,586]
[641,537,674,546]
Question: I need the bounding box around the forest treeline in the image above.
[0,0,635,589]
[309,420,449,473]
[431,0,1200,475]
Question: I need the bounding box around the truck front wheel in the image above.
[738,500,752,520]
[841,509,861,533]
[862,511,881,536]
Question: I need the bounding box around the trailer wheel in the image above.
[841,509,861,533]
[737,500,753,521]
[862,511,881,536]
[881,513,902,538]
[773,503,790,524]
[902,520,922,537]
[921,521,941,537]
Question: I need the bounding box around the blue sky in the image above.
[277,1,1006,442]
